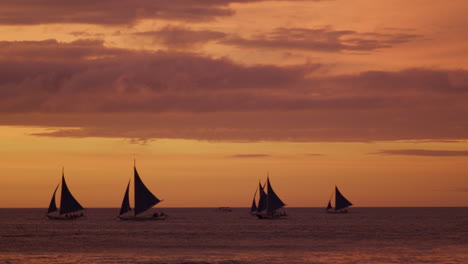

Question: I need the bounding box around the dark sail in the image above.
[257,182,267,213]
[250,187,258,213]
[59,173,84,215]
[119,180,132,216]
[47,184,59,214]
[335,186,352,210]
[134,167,160,215]
[266,177,285,213]
[326,201,333,210]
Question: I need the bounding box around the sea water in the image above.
[0,208,467,264]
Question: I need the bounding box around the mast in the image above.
[133,164,161,216]
[334,186,352,210]
[59,168,84,215]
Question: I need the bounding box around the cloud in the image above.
[130,26,420,52]
[0,39,128,61]
[0,0,328,25]
[0,39,468,142]
[0,0,242,25]
[372,149,468,157]
[227,154,271,158]
[133,26,227,49]
[223,27,420,52]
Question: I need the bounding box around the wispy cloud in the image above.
[372,149,468,157]
[0,39,128,61]
[455,187,468,192]
[133,26,226,49]
[227,154,271,158]
[131,26,421,52]
[223,27,420,52]
[433,187,468,192]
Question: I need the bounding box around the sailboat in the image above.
[326,185,353,214]
[46,168,85,220]
[251,175,287,219]
[118,161,165,221]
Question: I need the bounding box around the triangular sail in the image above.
[119,180,132,216]
[257,182,267,213]
[47,184,59,214]
[326,201,333,210]
[59,173,84,215]
[266,177,285,213]
[134,166,160,216]
[250,187,258,213]
[335,186,352,210]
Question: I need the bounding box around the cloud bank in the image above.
[1,39,467,142]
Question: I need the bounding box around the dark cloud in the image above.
[223,27,420,52]
[372,149,468,157]
[0,39,467,142]
[0,0,328,25]
[0,0,239,25]
[227,154,271,158]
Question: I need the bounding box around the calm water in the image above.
[0,208,467,264]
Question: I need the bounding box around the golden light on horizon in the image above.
[1,126,467,208]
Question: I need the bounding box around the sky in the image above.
[0,0,467,208]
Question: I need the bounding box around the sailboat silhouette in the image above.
[118,161,165,220]
[326,185,353,214]
[251,174,287,219]
[47,168,84,220]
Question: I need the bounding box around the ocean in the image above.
[0,208,466,264]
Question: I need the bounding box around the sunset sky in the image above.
[1,0,467,208]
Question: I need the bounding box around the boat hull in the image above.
[326,209,349,214]
[256,212,287,219]
[47,214,84,220]
[118,216,167,221]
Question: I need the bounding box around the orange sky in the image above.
[0,0,467,207]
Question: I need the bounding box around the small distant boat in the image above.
[215,207,232,212]
[252,175,287,219]
[118,161,166,221]
[47,168,85,220]
[326,186,353,214]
